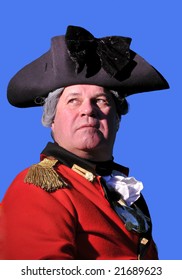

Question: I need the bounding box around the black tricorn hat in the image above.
[7,25,169,108]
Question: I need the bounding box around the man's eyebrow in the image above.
[95,92,114,100]
[95,92,110,97]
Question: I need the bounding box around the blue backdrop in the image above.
[0,0,181,259]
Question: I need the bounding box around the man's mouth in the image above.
[78,123,99,130]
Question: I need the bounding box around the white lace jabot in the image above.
[102,170,143,206]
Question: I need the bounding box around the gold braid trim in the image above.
[24,157,68,192]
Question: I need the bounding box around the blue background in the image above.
[0,0,181,259]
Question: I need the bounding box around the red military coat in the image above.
[1,143,158,260]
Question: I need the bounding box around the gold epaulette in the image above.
[24,157,68,192]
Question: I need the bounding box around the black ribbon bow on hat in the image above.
[65,25,132,78]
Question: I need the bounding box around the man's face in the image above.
[51,84,119,161]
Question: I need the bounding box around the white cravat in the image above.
[102,170,143,206]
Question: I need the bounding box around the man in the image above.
[1,25,169,259]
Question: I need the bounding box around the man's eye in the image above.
[68,98,80,104]
[96,98,109,105]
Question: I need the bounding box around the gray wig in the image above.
[41,87,129,127]
[41,87,64,127]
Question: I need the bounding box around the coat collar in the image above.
[41,142,129,177]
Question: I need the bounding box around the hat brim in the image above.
[7,35,169,108]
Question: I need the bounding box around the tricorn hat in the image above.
[7,25,169,108]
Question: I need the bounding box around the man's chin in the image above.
[77,135,104,150]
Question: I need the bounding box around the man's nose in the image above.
[80,100,97,117]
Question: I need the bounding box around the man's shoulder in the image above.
[4,157,68,197]
[19,157,68,192]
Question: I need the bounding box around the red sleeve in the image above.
[2,169,77,260]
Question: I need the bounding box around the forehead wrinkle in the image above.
[65,91,111,98]
[65,92,82,96]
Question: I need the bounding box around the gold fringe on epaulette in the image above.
[24,157,68,192]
